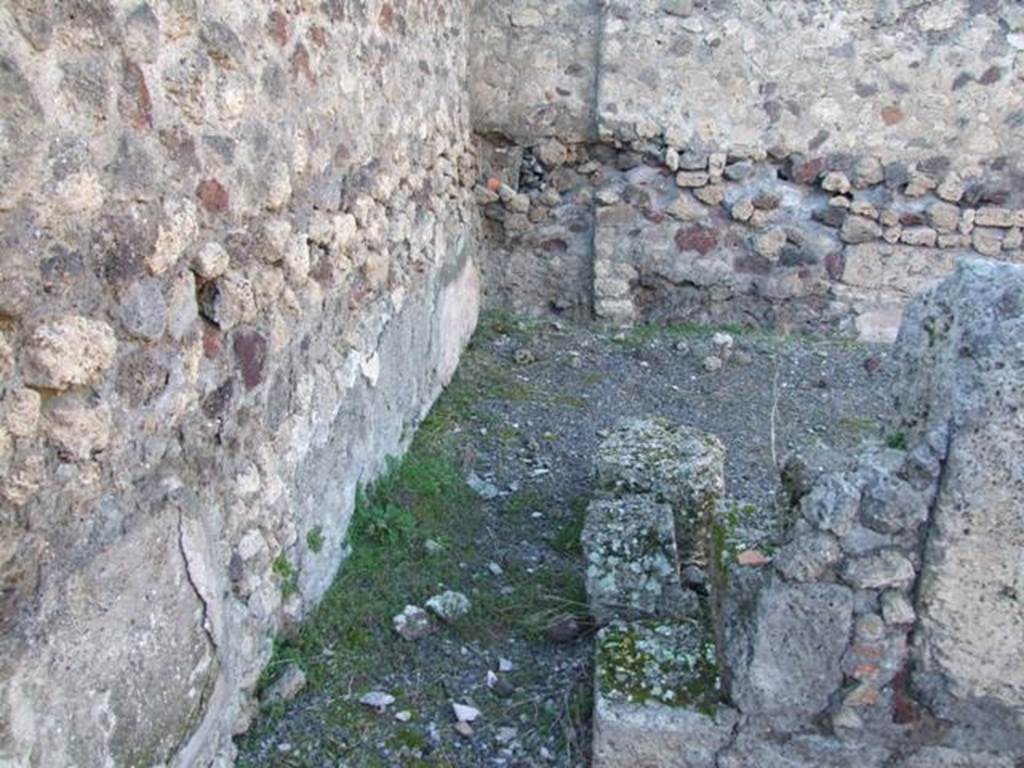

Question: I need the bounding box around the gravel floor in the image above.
[475,320,894,541]
[236,317,894,768]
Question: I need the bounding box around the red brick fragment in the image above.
[233,330,268,391]
[881,105,904,126]
[291,43,315,84]
[119,60,153,131]
[736,549,770,566]
[675,224,719,255]
[268,10,288,46]
[203,323,222,359]
[197,179,229,213]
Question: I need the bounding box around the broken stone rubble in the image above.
[583,261,1024,766]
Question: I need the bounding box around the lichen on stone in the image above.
[594,418,725,565]
[596,619,720,713]
[582,495,690,622]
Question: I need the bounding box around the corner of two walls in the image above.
[469,0,1024,341]
[2,0,1022,764]
[0,1,479,765]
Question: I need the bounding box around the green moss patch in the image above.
[596,619,720,714]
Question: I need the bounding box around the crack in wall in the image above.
[176,511,219,658]
[903,420,956,728]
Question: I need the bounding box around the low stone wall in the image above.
[471,0,1024,339]
[0,2,479,765]
[721,258,1024,761]
[582,260,1024,766]
[477,137,1024,339]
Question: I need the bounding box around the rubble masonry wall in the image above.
[0,2,479,765]
[471,0,1024,340]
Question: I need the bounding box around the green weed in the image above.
[272,555,299,598]
[306,527,324,554]
[886,431,908,450]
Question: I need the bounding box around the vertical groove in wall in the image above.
[582,0,608,321]
[588,0,606,144]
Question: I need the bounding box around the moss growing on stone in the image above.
[710,500,759,582]
[596,619,720,715]
[885,431,907,450]
[272,554,299,598]
[306,526,324,554]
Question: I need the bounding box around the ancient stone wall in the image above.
[0,2,479,765]
[472,0,1024,339]
[3,2,1023,765]
[895,259,1024,755]
[716,258,1024,763]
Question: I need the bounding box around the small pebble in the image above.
[424,539,444,555]
[468,472,501,500]
[544,615,584,644]
[359,691,395,711]
[425,590,472,622]
[491,678,515,697]
[453,702,481,723]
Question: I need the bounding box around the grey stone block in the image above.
[722,575,853,720]
[898,259,1024,753]
[718,730,890,768]
[898,746,1015,768]
[593,620,735,768]
[594,418,725,564]
[583,495,695,623]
